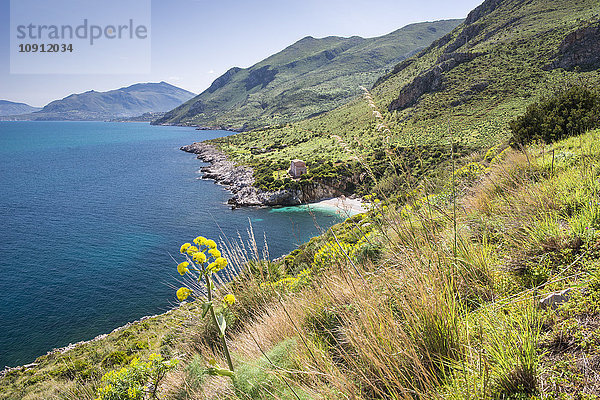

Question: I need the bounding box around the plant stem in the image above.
[449,122,457,258]
[206,274,234,372]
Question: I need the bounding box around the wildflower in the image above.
[223,294,235,305]
[193,236,207,246]
[215,257,227,270]
[127,387,140,399]
[180,243,191,253]
[208,248,221,258]
[177,261,189,275]
[206,239,217,249]
[186,245,199,255]
[207,262,218,273]
[176,287,192,301]
[192,251,206,263]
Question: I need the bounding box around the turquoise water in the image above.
[0,121,344,367]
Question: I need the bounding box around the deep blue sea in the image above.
[0,121,344,368]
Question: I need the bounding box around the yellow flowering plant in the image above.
[94,354,178,400]
[175,236,235,375]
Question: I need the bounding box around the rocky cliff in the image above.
[388,52,481,111]
[181,143,348,207]
[549,21,600,71]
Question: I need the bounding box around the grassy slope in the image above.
[154,20,462,130]
[209,0,600,186]
[3,128,600,399]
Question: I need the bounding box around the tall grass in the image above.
[8,120,600,399]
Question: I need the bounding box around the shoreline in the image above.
[0,197,365,374]
[1,308,178,375]
[2,137,364,374]
[296,196,366,216]
[180,141,360,208]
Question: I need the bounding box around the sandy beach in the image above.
[301,196,366,216]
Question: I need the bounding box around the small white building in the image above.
[289,159,307,178]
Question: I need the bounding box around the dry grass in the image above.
[7,129,600,400]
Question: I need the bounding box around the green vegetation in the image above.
[153,20,462,130]
[0,305,193,399]
[509,84,600,146]
[251,158,359,192]
[203,0,600,198]
[95,354,178,400]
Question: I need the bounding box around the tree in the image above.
[509,85,600,146]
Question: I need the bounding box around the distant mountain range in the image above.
[1,82,195,121]
[0,100,41,116]
[153,20,462,131]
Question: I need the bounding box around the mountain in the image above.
[0,100,41,116]
[5,82,195,121]
[153,20,462,130]
[204,0,600,194]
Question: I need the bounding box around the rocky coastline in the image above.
[0,308,178,376]
[180,142,349,208]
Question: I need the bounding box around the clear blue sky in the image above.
[0,0,483,107]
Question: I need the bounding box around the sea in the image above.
[0,121,346,368]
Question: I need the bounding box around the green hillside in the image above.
[207,0,600,196]
[5,82,196,121]
[153,20,462,130]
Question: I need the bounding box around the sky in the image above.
[0,0,483,107]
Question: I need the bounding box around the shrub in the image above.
[95,354,178,400]
[51,359,96,381]
[101,351,129,368]
[509,85,600,146]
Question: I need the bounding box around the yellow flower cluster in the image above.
[127,387,141,399]
[262,268,312,292]
[484,143,502,162]
[176,287,192,301]
[186,246,199,255]
[207,257,227,273]
[177,262,189,276]
[176,236,228,275]
[193,251,206,263]
[180,243,191,253]
[193,236,207,245]
[95,354,178,400]
[175,236,231,302]
[489,147,510,165]
[223,294,235,305]
[313,240,352,269]
[454,161,486,180]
